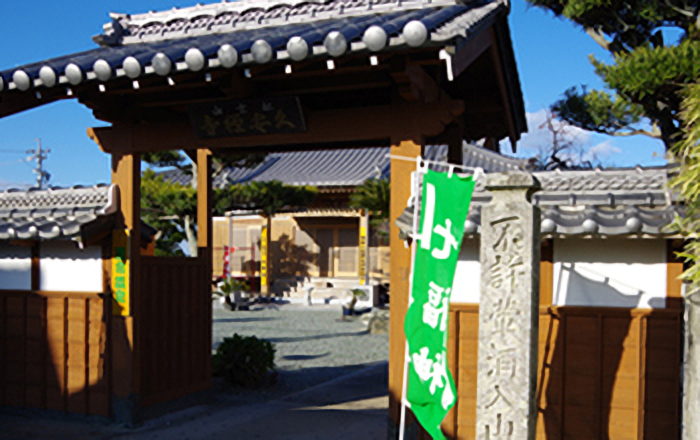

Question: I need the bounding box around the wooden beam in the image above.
[31,243,40,291]
[388,139,423,427]
[451,28,494,79]
[488,28,519,149]
[88,100,464,154]
[667,239,684,310]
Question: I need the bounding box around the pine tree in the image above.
[527,0,699,149]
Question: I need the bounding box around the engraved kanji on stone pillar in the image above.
[476,172,541,440]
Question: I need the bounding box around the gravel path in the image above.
[211,304,389,402]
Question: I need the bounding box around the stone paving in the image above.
[211,303,390,402]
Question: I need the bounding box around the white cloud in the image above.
[503,108,622,167]
[585,141,622,161]
[0,178,29,191]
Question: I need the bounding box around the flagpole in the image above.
[399,156,427,440]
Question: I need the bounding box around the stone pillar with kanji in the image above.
[476,172,541,439]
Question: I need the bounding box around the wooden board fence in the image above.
[0,290,110,416]
[438,304,683,440]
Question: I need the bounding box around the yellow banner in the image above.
[260,225,268,291]
[112,229,130,316]
[359,226,367,285]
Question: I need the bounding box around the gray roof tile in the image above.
[0,185,117,241]
[164,142,525,187]
[0,0,508,94]
[396,167,680,238]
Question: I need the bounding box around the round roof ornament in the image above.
[123,57,142,79]
[582,219,598,234]
[185,48,206,72]
[403,20,428,47]
[218,44,238,68]
[287,36,309,61]
[93,60,112,82]
[324,31,347,57]
[363,26,388,52]
[464,220,478,234]
[541,218,557,234]
[65,64,83,85]
[152,53,173,76]
[39,66,57,88]
[13,70,31,91]
[0,76,4,92]
[625,217,642,233]
[251,40,273,64]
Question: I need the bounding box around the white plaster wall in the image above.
[0,242,31,290]
[40,242,103,292]
[451,238,480,303]
[553,238,667,309]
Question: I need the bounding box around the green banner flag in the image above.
[404,168,475,440]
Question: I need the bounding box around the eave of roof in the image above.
[0,0,507,97]
[0,185,117,242]
[396,166,681,238]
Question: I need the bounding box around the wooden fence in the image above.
[0,290,110,416]
[139,256,212,407]
[437,304,683,440]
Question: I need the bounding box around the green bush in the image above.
[212,334,276,388]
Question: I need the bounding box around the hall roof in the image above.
[0,0,508,97]
[161,142,526,188]
[396,166,681,238]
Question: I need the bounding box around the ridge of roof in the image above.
[100,0,499,46]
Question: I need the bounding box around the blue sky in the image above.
[0,0,667,189]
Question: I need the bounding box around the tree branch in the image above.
[607,128,663,139]
[585,27,612,52]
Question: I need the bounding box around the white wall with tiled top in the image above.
[553,238,667,309]
[40,242,103,292]
[450,237,669,309]
[0,242,31,290]
[451,238,480,303]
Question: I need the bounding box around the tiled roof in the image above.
[0,0,507,94]
[0,185,117,241]
[396,166,681,238]
[162,142,525,188]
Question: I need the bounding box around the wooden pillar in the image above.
[445,124,464,166]
[388,139,423,434]
[540,239,554,307]
[359,210,369,286]
[110,152,142,425]
[197,149,212,258]
[261,217,271,296]
[196,149,213,384]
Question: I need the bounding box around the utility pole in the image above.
[26,138,51,189]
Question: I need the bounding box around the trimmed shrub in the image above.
[212,333,276,388]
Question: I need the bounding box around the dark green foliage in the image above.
[140,151,317,256]
[215,180,318,217]
[212,334,277,388]
[140,169,197,256]
[350,178,391,237]
[349,178,390,220]
[527,0,700,149]
[670,83,700,292]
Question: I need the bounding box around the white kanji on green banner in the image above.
[404,168,475,440]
